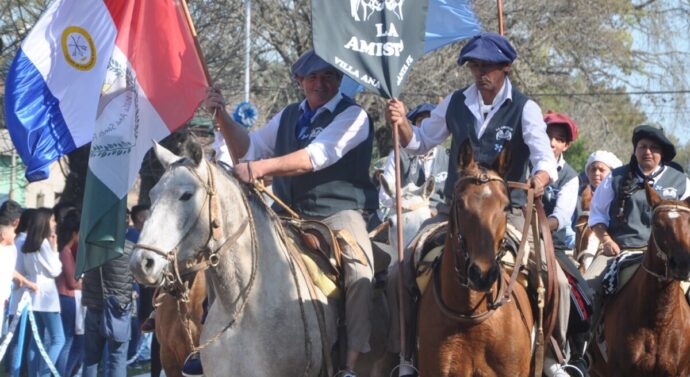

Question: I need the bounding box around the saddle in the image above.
[281,217,392,299]
[282,218,344,299]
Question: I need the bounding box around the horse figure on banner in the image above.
[129,142,392,377]
[416,141,534,376]
[574,185,599,273]
[591,183,690,377]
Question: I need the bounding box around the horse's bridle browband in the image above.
[643,204,690,281]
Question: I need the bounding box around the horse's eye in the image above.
[179,192,193,201]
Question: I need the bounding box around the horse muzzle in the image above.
[467,262,500,292]
[668,254,690,281]
[129,248,168,286]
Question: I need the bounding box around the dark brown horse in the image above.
[574,185,598,273]
[417,142,534,376]
[595,183,690,377]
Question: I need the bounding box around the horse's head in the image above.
[450,140,511,292]
[130,141,228,287]
[574,185,598,270]
[646,182,690,280]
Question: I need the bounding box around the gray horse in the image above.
[130,143,393,377]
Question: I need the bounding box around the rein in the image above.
[135,160,245,299]
[436,172,547,376]
[642,204,690,282]
[135,159,260,356]
[140,159,322,376]
[434,171,533,324]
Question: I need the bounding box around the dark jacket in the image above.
[82,246,133,312]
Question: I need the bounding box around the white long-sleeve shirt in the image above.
[243,92,370,171]
[404,78,558,183]
[589,165,690,227]
[19,238,62,312]
[548,156,579,231]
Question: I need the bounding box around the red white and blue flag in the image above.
[4,0,208,272]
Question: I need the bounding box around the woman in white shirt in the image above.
[20,208,65,377]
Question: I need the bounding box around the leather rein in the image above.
[643,204,690,281]
[134,159,251,301]
[432,171,535,326]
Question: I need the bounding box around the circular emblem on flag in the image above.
[61,26,96,71]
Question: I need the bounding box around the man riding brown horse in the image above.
[385,32,572,376]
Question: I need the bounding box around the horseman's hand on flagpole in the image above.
[204,87,227,122]
[385,99,412,147]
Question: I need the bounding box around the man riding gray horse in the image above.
[205,49,378,377]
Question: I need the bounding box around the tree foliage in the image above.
[1,0,689,206]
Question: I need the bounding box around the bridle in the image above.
[432,169,512,324]
[134,158,252,301]
[449,171,509,288]
[642,203,690,281]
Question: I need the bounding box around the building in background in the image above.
[0,129,67,208]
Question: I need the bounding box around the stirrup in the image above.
[181,352,204,377]
[390,359,419,377]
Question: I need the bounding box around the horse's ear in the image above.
[581,184,593,211]
[492,142,512,177]
[184,140,204,167]
[645,181,662,208]
[422,177,435,200]
[153,141,181,170]
[457,139,476,172]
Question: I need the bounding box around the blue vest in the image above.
[445,86,531,207]
[543,161,578,250]
[271,96,378,217]
[607,165,687,248]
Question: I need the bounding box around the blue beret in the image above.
[458,32,517,65]
[406,103,436,122]
[291,49,337,77]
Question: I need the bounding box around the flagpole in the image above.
[244,0,251,103]
[497,0,505,35]
[180,0,239,166]
[392,115,407,363]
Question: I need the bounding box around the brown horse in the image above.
[417,142,534,377]
[155,271,206,377]
[596,183,690,377]
[574,185,599,273]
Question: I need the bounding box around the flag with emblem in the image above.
[4,0,117,182]
[312,0,429,98]
[78,0,208,273]
[4,0,208,273]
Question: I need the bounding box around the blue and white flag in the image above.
[4,0,117,182]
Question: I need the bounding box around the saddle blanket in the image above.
[602,251,644,297]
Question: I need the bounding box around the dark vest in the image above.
[398,146,449,208]
[271,96,378,217]
[445,86,531,207]
[543,161,578,251]
[607,165,687,249]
